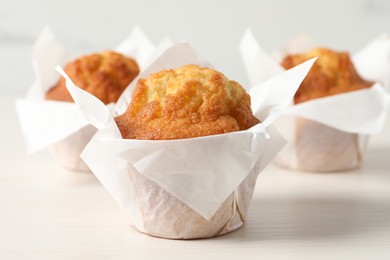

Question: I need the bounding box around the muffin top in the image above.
[281,47,372,104]
[115,64,260,140]
[46,51,139,104]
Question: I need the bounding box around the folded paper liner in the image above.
[16,26,158,171]
[56,42,315,239]
[240,29,390,172]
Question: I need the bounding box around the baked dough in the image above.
[46,51,139,104]
[281,47,372,104]
[115,64,260,140]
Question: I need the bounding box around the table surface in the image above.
[1,97,390,259]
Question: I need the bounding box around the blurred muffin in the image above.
[277,48,373,172]
[46,51,139,172]
[46,51,139,104]
[281,48,373,104]
[115,64,260,140]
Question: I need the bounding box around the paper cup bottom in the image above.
[50,125,97,172]
[275,118,368,172]
[126,162,260,240]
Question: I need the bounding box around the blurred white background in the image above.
[1,0,390,96]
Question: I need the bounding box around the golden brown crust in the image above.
[115,65,260,140]
[46,51,139,104]
[281,48,373,104]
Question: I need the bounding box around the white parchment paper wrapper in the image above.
[16,26,157,172]
[56,42,315,239]
[240,29,390,172]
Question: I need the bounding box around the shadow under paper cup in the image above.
[50,125,97,172]
[127,160,261,240]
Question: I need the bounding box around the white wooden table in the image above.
[1,97,390,259]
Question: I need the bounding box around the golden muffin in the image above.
[113,64,261,239]
[281,48,373,104]
[46,51,139,104]
[115,64,260,140]
[276,48,373,172]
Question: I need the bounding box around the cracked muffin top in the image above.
[46,51,139,104]
[115,64,260,140]
[281,47,372,104]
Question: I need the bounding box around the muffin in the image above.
[116,64,259,139]
[114,64,260,239]
[278,48,373,172]
[48,51,140,172]
[46,51,139,104]
[281,48,372,104]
